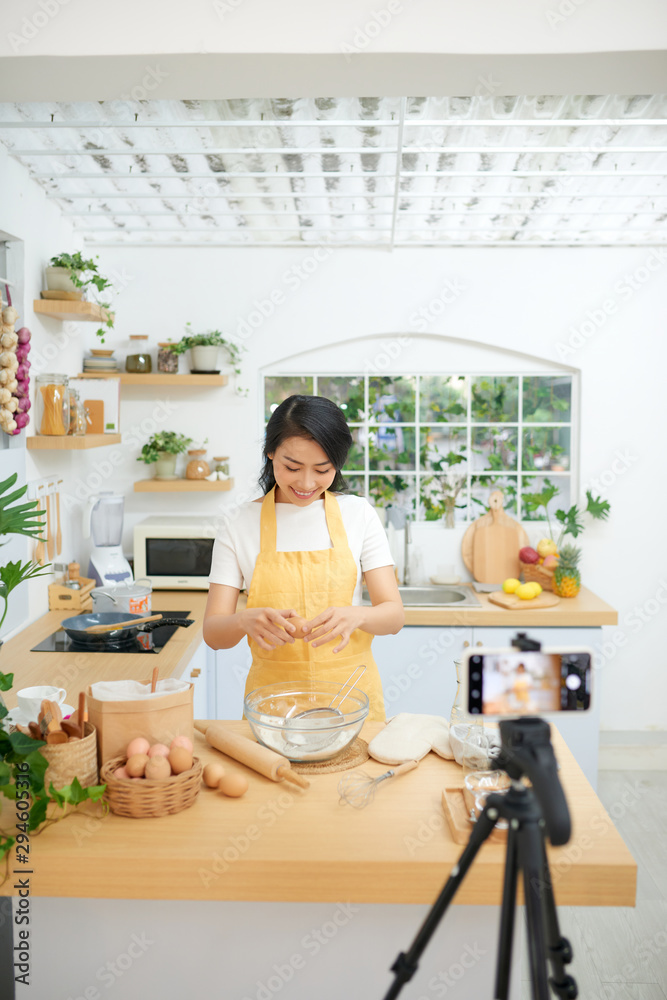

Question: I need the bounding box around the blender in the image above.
[84,493,133,587]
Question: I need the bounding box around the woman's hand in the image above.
[302,607,367,654]
[240,607,299,651]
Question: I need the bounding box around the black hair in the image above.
[259,395,353,494]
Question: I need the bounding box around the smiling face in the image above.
[269,436,337,506]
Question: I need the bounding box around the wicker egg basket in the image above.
[520,561,555,591]
[100,755,202,818]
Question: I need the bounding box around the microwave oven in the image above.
[133,515,218,589]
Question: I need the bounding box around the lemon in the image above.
[502,578,521,594]
[531,582,543,596]
[515,583,535,600]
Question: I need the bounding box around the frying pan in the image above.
[60,612,193,648]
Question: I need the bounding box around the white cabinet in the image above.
[212,640,252,720]
[180,639,213,719]
[373,626,472,716]
[469,626,601,788]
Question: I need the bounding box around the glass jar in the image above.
[213,455,230,478]
[68,389,87,436]
[126,336,152,373]
[185,449,210,480]
[35,374,69,435]
[157,342,179,374]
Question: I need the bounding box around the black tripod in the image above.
[383,716,578,1000]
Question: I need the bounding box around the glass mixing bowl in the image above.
[244,681,369,762]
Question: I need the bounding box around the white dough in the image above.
[369,713,454,764]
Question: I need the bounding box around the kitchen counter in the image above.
[4,721,635,906]
[402,584,617,626]
[0,591,209,711]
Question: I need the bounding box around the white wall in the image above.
[3,142,667,734]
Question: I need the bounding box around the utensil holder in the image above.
[40,722,99,791]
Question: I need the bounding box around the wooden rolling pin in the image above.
[194,722,310,789]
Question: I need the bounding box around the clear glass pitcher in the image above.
[84,493,125,547]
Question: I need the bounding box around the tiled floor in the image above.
[520,770,667,998]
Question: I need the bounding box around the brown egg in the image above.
[203,763,225,788]
[126,737,150,758]
[218,773,249,798]
[286,615,309,640]
[170,735,193,753]
[126,753,149,778]
[145,756,172,781]
[168,746,193,774]
[114,766,129,780]
[147,743,170,758]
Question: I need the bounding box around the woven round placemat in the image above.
[290,738,369,774]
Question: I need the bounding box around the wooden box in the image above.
[48,576,95,612]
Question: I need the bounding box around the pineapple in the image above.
[553,543,581,598]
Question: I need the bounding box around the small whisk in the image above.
[338,760,419,809]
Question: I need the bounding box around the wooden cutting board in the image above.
[461,490,529,582]
[488,590,560,610]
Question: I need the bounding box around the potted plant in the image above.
[137,431,193,480]
[0,474,106,866]
[168,324,244,375]
[420,445,467,527]
[46,252,115,342]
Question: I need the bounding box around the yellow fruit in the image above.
[502,578,521,593]
[531,582,543,596]
[537,538,558,557]
[515,583,535,600]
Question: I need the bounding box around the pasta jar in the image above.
[35,374,69,435]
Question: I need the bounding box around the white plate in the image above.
[4,704,74,728]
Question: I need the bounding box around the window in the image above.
[264,373,574,522]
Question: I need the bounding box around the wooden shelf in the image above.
[134,477,234,492]
[76,372,228,386]
[26,434,122,450]
[34,300,113,323]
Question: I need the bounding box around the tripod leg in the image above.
[494,822,520,1000]
[519,821,551,1000]
[383,807,499,1000]
[536,836,578,999]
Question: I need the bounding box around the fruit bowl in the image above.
[520,561,554,591]
[244,681,369,762]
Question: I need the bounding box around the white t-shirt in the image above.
[208,493,394,605]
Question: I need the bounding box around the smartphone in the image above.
[462,647,593,717]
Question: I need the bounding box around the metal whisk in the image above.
[338,760,419,809]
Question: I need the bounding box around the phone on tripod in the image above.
[462,646,593,717]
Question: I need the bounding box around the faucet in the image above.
[403,514,413,586]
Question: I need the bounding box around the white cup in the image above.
[16,686,67,721]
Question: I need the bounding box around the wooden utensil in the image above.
[77,691,86,739]
[151,667,159,694]
[55,484,62,556]
[46,730,68,744]
[84,613,164,634]
[194,722,310,789]
[461,490,530,583]
[28,722,42,741]
[45,491,54,560]
[34,498,45,565]
[488,590,560,610]
[61,720,81,740]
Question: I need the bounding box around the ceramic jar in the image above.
[185,449,210,480]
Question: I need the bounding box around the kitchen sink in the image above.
[362,584,481,607]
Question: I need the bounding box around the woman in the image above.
[203,394,404,720]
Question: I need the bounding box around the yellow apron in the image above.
[244,486,385,721]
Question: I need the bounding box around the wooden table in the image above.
[1,722,635,999]
[402,585,618,627]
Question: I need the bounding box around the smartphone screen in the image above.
[465,649,592,716]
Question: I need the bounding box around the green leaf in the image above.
[28,797,48,831]
[0,834,15,859]
[0,761,11,785]
[0,474,47,541]
[9,730,45,756]
[522,485,559,512]
[0,671,13,692]
[55,777,87,806]
[585,491,611,520]
[24,748,48,797]
[85,783,107,802]
[555,505,585,538]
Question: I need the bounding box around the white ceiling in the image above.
[1,93,666,248]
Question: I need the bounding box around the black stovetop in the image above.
[31,611,191,655]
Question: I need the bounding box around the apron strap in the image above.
[259,486,348,553]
